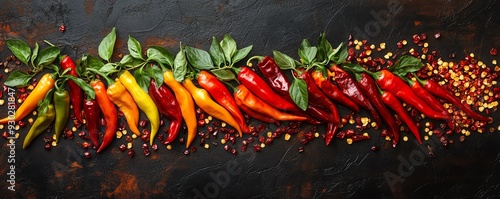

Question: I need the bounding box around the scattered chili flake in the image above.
[59,25,66,32]
[491,48,498,56]
[128,149,135,158]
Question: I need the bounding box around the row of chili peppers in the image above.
[0,31,494,152]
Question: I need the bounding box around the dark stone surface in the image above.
[0,0,499,198]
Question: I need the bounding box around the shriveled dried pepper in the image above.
[255,56,322,124]
[107,78,140,136]
[311,70,360,112]
[53,85,70,143]
[234,84,307,121]
[149,79,182,145]
[0,73,55,124]
[419,77,491,122]
[83,98,100,148]
[23,93,56,149]
[183,78,243,137]
[356,72,399,146]
[381,90,422,144]
[163,70,197,148]
[91,80,118,153]
[329,65,382,126]
[119,71,160,145]
[60,55,83,122]
[370,69,451,121]
[197,70,250,134]
[237,66,298,111]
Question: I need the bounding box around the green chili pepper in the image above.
[53,88,70,143]
[23,90,56,149]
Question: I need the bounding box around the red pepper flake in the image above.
[183,149,190,155]
[128,149,135,158]
[119,144,126,151]
[2,132,8,139]
[44,143,51,150]
[253,144,262,152]
[370,146,379,151]
[490,48,498,56]
[139,119,147,127]
[84,152,92,159]
[152,144,158,151]
[59,25,66,32]
[434,32,441,39]
[298,147,304,153]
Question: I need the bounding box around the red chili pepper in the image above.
[83,98,100,148]
[149,79,183,145]
[237,66,298,111]
[381,90,422,144]
[356,73,399,146]
[311,70,360,112]
[91,80,118,153]
[371,69,451,121]
[60,55,83,123]
[408,78,455,130]
[420,78,491,122]
[305,103,335,123]
[329,65,382,126]
[256,56,323,124]
[197,70,250,134]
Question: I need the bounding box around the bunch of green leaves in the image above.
[4,39,61,87]
[182,34,253,82]
[271,33,347,111]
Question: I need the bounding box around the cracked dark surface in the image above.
[0,0,500,198]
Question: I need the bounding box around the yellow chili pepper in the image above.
[163,70,197,148]
[182,78,242,137]
[119,71,160,145]
[0,73,55,124]
[107,79,141,136]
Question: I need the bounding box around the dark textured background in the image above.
[1,0,500,198]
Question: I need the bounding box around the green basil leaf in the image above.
[173,48,187,82]
[317,33,332,62]
[128,36,144,60]
[6,39,31,66]
[46,64,59,72]
[119,54,134,65]
[298,39,317,64]
[98,27,116,62]
[342,63,365,73]
[99,63,116,73]
[76,54,88,76]
[88,55,105,69]
[133,70,151,92]
[220,34,237,63]
[329,42,347,65]
[145,65,164,88]
[30,42,39,66]
[65,75,96,99]
[232,45,253,65]
[209,36,225,67]
[147,46,174,66]
[36,46,60,67]
[3,70,34,87]
[289,78,308,111]
[185,46,214,70]
[390,55,424,77]
[272,50,296,70]
[210,68,235,82]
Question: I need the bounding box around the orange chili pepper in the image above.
[183,78,243,137]
[107,79,140,136]
[163,70,197,148]
[0,73,55,124]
